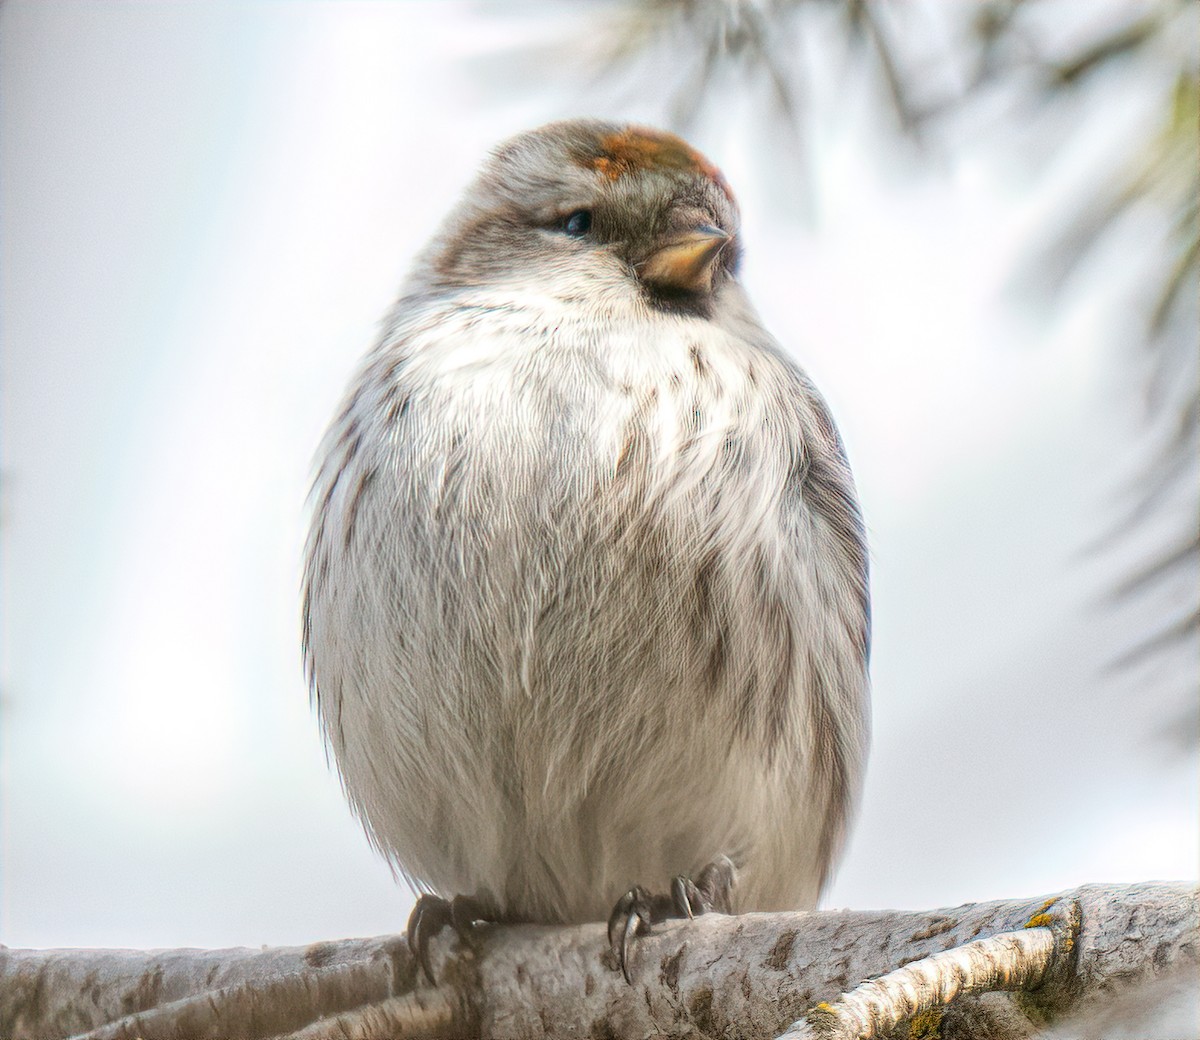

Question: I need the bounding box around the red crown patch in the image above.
[583,127,733,202]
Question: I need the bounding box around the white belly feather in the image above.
[304,285,868,924]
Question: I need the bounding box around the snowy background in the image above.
[2,1,1196,950]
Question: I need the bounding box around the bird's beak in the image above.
[637,226,730,294]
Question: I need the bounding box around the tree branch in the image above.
[1,883,1193,1039]
[775,927,1055,1039]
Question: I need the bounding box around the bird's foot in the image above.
[606,855,737,983]
[406,892,495,985]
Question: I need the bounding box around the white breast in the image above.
[303,282,869,924]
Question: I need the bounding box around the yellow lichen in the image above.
[1025,913,1054,929]
[909,1007,944,1038]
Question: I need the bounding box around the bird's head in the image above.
[426,120,741,313]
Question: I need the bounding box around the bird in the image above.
[302,119,870,984]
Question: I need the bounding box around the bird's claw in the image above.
[607,886,656,984]
[606,856,737,983]
[687,854,737,915]
[671,875,704,918]
[406,893,492,985]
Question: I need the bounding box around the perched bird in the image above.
[303,120,870,982]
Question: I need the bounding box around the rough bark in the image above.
[0,882,1194,1040]
[776,927,1057,1039]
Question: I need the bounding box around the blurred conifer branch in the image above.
[592,0,925,134]
[962,0,1197,362]
[959,0,1198,684]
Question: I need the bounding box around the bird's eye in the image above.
[561,210,592,237]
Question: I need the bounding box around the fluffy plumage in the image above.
[303,120,869,926]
